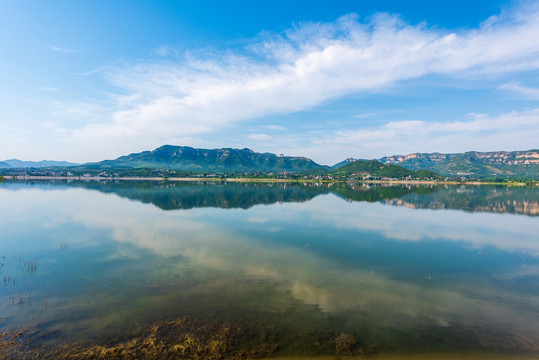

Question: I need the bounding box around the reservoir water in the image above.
[1,180,538,359]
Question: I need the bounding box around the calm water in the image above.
[1,180,539,358]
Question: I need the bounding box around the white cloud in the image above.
[231,108,538,164]
[66,3,539,152]
[322,108,539,159]
[498,82,539,99]
[261,124,285,131]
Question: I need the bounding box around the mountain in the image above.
[331,160,442,179]
[379,150,539,178]
[331,157,360,169]
[5,147,537,179]
[1,159,79,168]
[86,145,326,173]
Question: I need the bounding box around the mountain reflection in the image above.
[382,185,539,216]
[63,181,329,210]
[4,180,539,215]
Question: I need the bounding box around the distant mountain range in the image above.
[0,159,79,169]
[86,145,325,172]
[378,150,539,178]
[2,147,538,179]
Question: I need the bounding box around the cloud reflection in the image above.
[1,185,539,348]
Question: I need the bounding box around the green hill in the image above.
[331,160,442,179]
[85,145,326,173]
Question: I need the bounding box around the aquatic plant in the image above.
[335,333,357,359]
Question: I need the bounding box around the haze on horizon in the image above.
[1,0,539,165]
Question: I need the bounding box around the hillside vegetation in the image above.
[4,146,539,181]
[87,145,325,173]
[331,160,442,180]
[379,150,539,179]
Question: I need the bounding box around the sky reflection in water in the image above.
[1,181,538,354]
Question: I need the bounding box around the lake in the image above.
[1,180,538,359]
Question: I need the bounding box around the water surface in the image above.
[1,181,538,358]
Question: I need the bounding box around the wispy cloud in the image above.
[151,45,181,58]
[352,109,405,118]
[498,82,539,99]
[237,108,539,164]
[352,112,379,119]
[37,85,60,92]
[261,125,286,131]
[51,100,106,118]
[76,4,539,140]
[47,44,80,54]
[323,108,539,159]
[34,2,536,162]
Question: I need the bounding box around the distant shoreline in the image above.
[3,175,536,186]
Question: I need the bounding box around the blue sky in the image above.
[1,0,538,165]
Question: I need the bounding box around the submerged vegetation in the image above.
[1,318,374,360]
[3,315,537,359]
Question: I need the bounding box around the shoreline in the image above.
[2,175,536,186]
[2,323,536,360]
[264,355,539,360]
